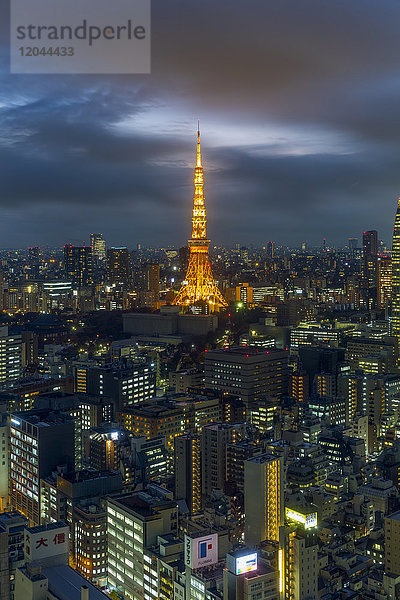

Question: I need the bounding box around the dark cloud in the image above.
[1,0,400,247]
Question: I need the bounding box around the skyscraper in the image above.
[393,199,400,356]
[244,453,283,545]
[173,126,227,312]
[64,245,93,287]
[106,247,131,286]
[0,326,22,385]
[90,233,106,262]
[377,255,392,311]
[174,433,202,515]
[9,409,75,525]
[363,230,378,305]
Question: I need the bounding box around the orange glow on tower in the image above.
[173,125,227,311]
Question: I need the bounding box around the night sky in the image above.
[1,0,400,248]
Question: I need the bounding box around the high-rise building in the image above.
[223,548,280,600]
[201,422,247,498]
[0,326,22,385]
[393,199,400,358]
[40,469,123,574]
[106,247,131,286]
[145,263,160,305]
[174,433,202,515]
[89,426,123,472]
[74,361,155,412]
[289,371,309,403]
[204,347,289,408]
[363,230,378,305]
[279,511,318,600]
[0,511,29,600]
[90,233,106,262]
[385,511,400,575]
[64,245,93,287]
[226,440,262,494]
[377,255,392,310]
[267,241,274,259]
[107,493,178,600]
[0,412,9,511]
[9,409,75,525]
[244,454,283,545]
[173,126,227,312]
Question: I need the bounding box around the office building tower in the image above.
[131,436,168,483]
[90,233,106,262]
[244,454,283,545]
[0,326,22,385]
[40,469,122,573]
[279,508,318,600]
[0,412,8,511]
[27,247,40,280]
[64,245,93,287]
[226,441,262,494]
[267,241,274,259]
[107,493,178,600]
[223,548,279,600]
[202,423,247,498]
[173,126,227,312]
[174,433,202,515]
[393,198,400,358]
[145,263,160,306]
[15,521,109,600]
[74,499,108,587]
[289,371,309,403]
[385,511,400,575]
[74,361,155,412]
[0,270,4,311]
[0,511,29,600]
[89,426,123,472]
[205,347,289,407]
[363,230,378,305]
[9,409,75,525]
[107,247,131,286]
[377,255,392,310]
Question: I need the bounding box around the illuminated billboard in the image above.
[236,552,258,575]
[285,508,317,529]
[184,533,218,569]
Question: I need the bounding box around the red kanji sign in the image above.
[53,532,65,545]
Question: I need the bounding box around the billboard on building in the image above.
[184,533,218,568]
[235,552,258,574]
[25,524,69,562]
[285,507,317,529]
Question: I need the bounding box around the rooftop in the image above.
[43,564,109,600]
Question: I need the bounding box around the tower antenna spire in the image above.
[196,120,202,168]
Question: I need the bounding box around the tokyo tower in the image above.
[173,125,227,312]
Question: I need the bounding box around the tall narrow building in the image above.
[392,198,400,356]
[363,230,378,306]
[64,244,93,287]
[173,125,227,312]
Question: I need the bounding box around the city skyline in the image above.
[2,0,400,247]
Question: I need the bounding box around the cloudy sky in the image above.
[1,0,400,248]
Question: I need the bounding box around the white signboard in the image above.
[25,525,69,561]
[185,533,218,569]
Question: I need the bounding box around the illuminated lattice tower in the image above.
[173,126,227,312]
